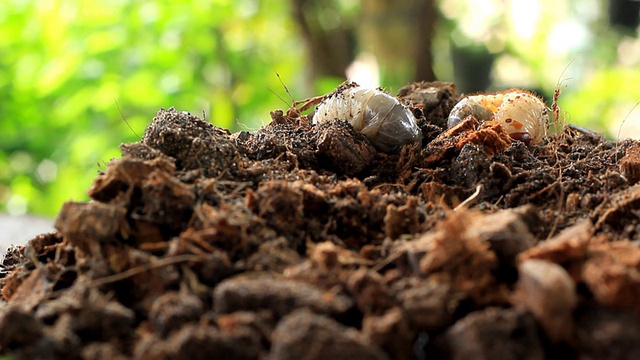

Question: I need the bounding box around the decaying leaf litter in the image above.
[2,81,640,359]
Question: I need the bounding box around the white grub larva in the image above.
[311,84,422,153]
[448,90,549,145]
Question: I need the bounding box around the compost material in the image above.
[2,81,640,359]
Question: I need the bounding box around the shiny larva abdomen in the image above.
[314,87,421,153]
[363,91,419,151]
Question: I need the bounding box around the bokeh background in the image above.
[2,0,640,217]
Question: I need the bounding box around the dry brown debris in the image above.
[515,259,577,343]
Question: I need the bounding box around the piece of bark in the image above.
[315,119,376,175]
[620,141,640,184]
[362,307,414,360]
[269,309,389,360]
[574,303,640,359]
[213,275,353,320]
[55,202,129,255]
[466,207,536,270]
[396,279,461,331]
[442,307,545,360]
[346,268,394,315]
[519,219,593,281]
[148,291,204,337]
[135,323,262,360]
[5,267,48,309]
[0,306,44,349]
[515,259,577,343]
[582,241,640,313]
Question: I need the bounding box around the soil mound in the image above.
[2,82,640,359]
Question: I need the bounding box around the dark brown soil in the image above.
[2,81,640,359]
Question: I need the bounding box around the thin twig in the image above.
[88,254,205,288]
[454,184,482,211]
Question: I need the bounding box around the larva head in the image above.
[448,90,548,145]
[493,90,548,145]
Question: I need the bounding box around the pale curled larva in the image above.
[448,90,549,145]
[312,85,422,153]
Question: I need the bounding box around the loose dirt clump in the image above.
[2,82,640,359]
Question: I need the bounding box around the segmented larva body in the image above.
[313,86,421,153]
[448,90,549,145]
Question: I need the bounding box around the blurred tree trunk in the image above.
[358,0,436,83]
[608,0,640,32]
[291,0,436,86]
[290,0,356,82]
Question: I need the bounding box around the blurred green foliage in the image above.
[0,0,313,216]
[2,0,640,216]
